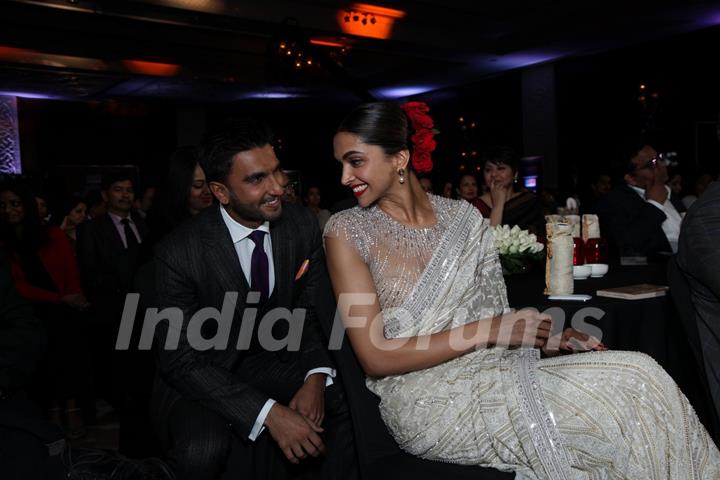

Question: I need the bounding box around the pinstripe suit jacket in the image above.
[677,181,720,419]
[153,202,334,438]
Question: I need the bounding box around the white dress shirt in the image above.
[108,212,142,248]
[629,184,682,253]
[219,206,335,440]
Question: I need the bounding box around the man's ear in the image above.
[624,173,637,187]
[209,181,230,205]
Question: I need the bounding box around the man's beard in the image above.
[227,189,281,224]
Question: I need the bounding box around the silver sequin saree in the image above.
[325,194,720,479]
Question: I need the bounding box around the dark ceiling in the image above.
[2,0,720,102]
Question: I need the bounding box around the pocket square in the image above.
[295,259,310,281]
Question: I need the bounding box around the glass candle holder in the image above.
[572,237,585,266]
[584,237,608,264]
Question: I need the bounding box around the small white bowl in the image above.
[573,265,592,280]
[586,263,609,277]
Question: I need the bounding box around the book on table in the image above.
[596,284,669,300]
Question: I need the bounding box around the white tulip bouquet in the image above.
[490,224,545,274]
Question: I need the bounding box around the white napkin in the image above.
[582,214,601,242]
[545,223,574,295]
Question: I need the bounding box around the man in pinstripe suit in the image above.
[152,119,355,480]
[677,180,720,425]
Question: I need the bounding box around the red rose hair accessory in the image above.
[400,101,437,173]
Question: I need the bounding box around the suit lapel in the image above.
[102,215,126,253]
[270,212,294,306]
[199,207,250,298]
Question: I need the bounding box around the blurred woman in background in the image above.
[477,146,545,234]
[53,195,87,252]
[144,146,213,252]
[0,179,90,439]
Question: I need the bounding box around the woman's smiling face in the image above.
[334,132,402,207]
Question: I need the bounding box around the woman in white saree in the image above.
[324,102,720,479]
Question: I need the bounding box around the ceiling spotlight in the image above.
[344,14,350,22]
[306,59,313,65]
[279,42,286,49]
[370,16,376,24]
[353,14,359,21]
[362,18,367,25]
[295,61,302,68]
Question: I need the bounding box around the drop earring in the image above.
[398,168,406,184]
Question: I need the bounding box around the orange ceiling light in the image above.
[309,38,347,48]
[351,3,406,17]
[0,46,35,61]
[122,60,181,76]
[337,3,406,40]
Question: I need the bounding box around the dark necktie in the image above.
[248,230,269,303]
[120,218,138,250]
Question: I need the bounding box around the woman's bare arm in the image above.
[324,235,551,377]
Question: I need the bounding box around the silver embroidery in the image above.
[324,194,720,479]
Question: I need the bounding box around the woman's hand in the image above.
[543,328,607,356]
[488,309,553,348]
[60,293,90,311]
[489,180,511,207]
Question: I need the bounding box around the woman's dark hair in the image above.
[146,146,202,242]
[454,172,480,194]
[481,145,520,173]
[49,195,86,227]
[337,102,412,163]
[201,118,275,184]
[0,179,49,251]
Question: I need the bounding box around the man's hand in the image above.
[264,403,325,464]
[289,373,326,426]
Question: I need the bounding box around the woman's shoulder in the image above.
[44,226,68,245]
[430,195,485,227]
[324,205,371,239]
[507,189,539,205]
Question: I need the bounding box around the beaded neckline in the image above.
[371,194,441,231]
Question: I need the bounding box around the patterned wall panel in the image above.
[0,96,21,174]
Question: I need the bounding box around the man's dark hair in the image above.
[201,118,275,184]
[101,172,135,191]
[611,136,653,180]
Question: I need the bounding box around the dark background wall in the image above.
[15,26,720,206]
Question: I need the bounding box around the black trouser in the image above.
[159,350,357,480]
